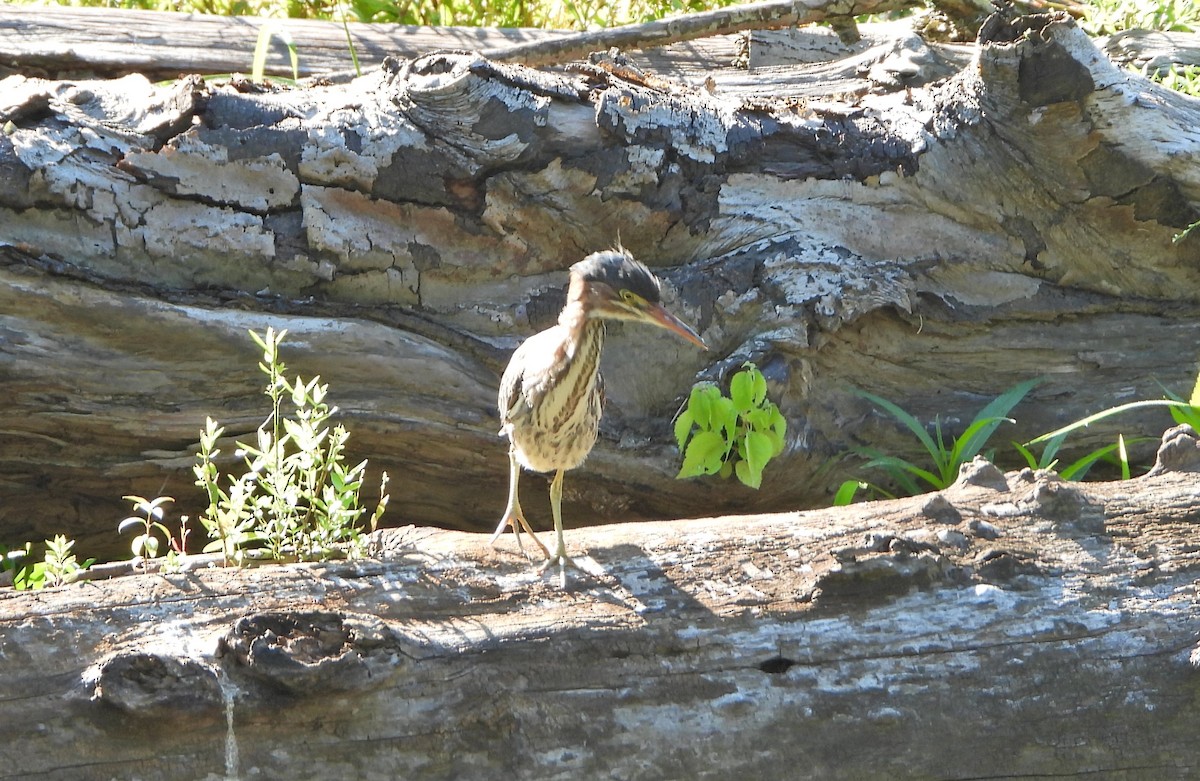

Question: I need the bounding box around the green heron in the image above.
[489,248,707,586]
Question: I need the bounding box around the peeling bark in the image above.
[1,12,1199,561]
[4,429,1200,778]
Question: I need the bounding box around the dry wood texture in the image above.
[1,10,1199,562]
[3,428,1200,778]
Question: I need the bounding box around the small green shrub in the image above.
[1,542,37,590]
[193,328,389,564]
[118,495,192,570]
[1082,0,1198,36]
[41,535,94,587]
[1146,63,1200,97]
[675,362,787,490]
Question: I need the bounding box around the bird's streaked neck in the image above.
[558,277,605,359]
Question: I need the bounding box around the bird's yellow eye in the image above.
[619,289,639,305]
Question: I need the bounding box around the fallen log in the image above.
[3,427,1200,778]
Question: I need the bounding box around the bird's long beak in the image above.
[642,303,708,350]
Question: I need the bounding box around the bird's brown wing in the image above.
[498,325,571,427]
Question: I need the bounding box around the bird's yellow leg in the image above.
[539,468,581,588]
[489,447,550,559]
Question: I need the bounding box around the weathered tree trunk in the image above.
[1,9,1199,560]
[4,428,1200,779]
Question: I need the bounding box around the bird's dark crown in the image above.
[570,248,662,304]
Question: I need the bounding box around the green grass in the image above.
[837,378,1041,503]
[1145,63,1200,97]
[15,0,1198,35]
[1080,0,1197,35]
[27,0,741,27]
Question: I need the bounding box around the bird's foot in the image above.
[488,504,551,561]
[538,548,585,589]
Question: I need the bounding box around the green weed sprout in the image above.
[1,542,37,590]
[118,495,192,569]
[251,22,299,83]
[838,378,1041,503]
[195,417,262,565]
[40,535,94,588]
[675,362,787,490]
[2,537,94,590]
[1012,431,1154,481]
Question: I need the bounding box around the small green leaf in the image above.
[854,388,941,462]
[950,415,1014,470]
[958,377,1041,456]
[1010,441,1039,470]
[674,409,695,450]
[743,430,774,478]
[743,406,770,431]
[734,459,762,489]
[687,383,716,430]
[1117,433,1130,481]
[712,396,738,439]
[677,431,728,478]
[118,517,145,535]
[291,375,309,407]
[730,369,754,413]
[834,480,864,506]
[747,362,767,406]
[767,406,787,455]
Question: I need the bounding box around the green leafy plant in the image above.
[2,537,94,590]
[195,416,266,564]
[1082,0,1198,36]
[1147,63,1200,97]
[40,535,94,588]
[17,0,746,31]
[1,542,38,590]
[118,495,192,569]
[837,378,1041,503]
[675,362,787,490]
[193,327,389,565]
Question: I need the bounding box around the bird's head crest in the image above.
[570,248,662,304]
